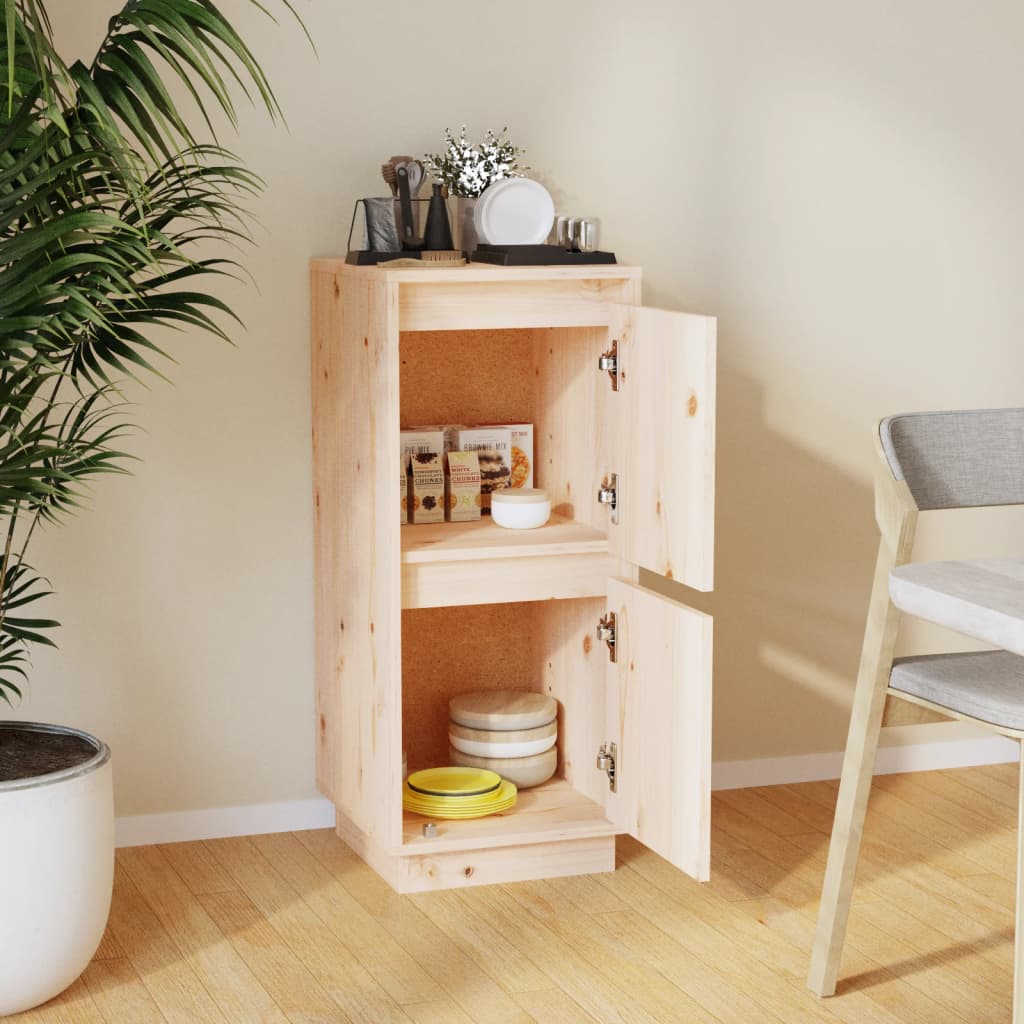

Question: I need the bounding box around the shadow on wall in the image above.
[646,359,878,763]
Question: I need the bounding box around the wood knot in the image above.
[463,865,474,878]
[583,634,593,654]
[364,337,369,348]
[370,621,375,635]
[688,394,698,417]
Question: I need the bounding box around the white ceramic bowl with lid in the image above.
[490,488,550,529]
[449,718,557,758]
[449,745,557,789]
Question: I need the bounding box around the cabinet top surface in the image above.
[310,259,642,284]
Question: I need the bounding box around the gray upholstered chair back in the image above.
[879,408,1024,510]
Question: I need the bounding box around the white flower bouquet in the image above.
[424,126,527,198]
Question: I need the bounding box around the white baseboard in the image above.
[711,733,1018,791]
[115,796,335,848]
[113,736,1020,847]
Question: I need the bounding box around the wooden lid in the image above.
[449,691,557,731]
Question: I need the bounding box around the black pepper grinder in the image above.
[423,183,454,251]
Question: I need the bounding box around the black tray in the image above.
[346,250,427,265]
[471,244,617,266]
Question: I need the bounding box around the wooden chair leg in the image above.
[1015,746,1024,1024]
[808,542,903,996]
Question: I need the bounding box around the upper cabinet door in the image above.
[606,304,716,591]
[603,578,713,881]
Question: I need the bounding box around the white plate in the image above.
[474,178,555,245]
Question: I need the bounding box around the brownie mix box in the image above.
[456,428,512,510]
[479,423,534,488]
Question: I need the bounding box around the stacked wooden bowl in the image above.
[448,691,558,789]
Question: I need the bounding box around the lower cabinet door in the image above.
[602,577,713,881]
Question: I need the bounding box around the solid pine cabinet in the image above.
[311,261,715,892]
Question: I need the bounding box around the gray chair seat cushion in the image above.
[890,650,1024,731]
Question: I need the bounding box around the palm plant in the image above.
[0,0,303,707]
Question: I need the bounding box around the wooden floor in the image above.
[12,763,1021,1023]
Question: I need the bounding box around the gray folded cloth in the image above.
[363,198,400,252]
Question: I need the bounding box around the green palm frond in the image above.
[0,0,305,700]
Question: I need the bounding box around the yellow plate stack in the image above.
[402,766,517,819]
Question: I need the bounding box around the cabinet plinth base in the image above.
[334,812,615,894]
[331,777,619,893]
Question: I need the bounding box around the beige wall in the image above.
[21,0,1024,815]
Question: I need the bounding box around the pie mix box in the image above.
[400,428,445,470]
[456,428,512,510]
[445,450,481,522]
[409,451,444,524]
[479,423,534,488]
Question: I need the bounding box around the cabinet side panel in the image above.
[541,597,607,805]
[533,327,613,531]
[312,269,402,848]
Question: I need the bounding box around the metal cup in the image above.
[555,215,573,250]
[571,217,599,253]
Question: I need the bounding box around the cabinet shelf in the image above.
[401,777,615,854]
[401,514,612,609]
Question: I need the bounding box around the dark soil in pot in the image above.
[0,722,104,784]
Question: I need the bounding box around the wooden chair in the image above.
[809,408,1024,1015]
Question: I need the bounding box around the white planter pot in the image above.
[0,722,114,1017]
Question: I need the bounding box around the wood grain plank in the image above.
[512,988,601,1023]
[199,890,351,1024]
[250,832,441,1005]
[81,959,166,1024]
[401,1001,474,1024]
[118,846,286,1024]
[204,836,411,1024]
[408,888,551,995]
[455,882,660,1024]
[295,829,531,1024]
[105,863,227,1024]
[158,842,237,896]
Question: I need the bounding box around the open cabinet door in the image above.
[603,578,712,880]
[606,304,715,591]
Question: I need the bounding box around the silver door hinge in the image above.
[596,612,617,662]
[597,473,618,525]
[597,340,619,391]
[596,742,617,792]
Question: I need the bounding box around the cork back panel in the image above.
[399,329,536,428]
[401,597,605,782]
[399,327,610,530]
[402,602,545,772]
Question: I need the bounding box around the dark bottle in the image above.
[423,183,454,251]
